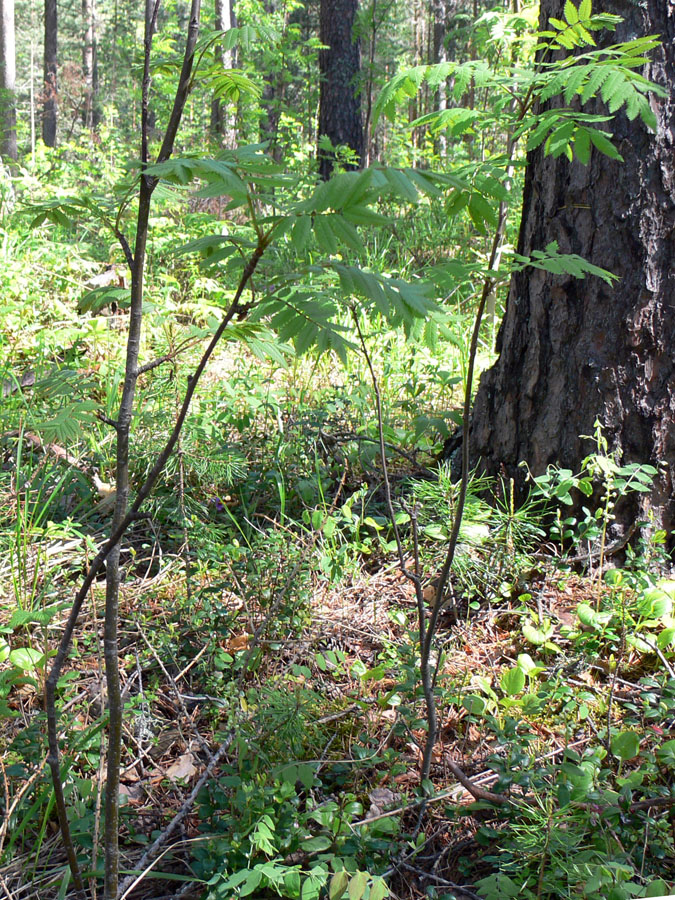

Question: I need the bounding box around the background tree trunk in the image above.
[317,0,363,178]
[470,0,675,539]
[210,0,235,142]
[43,0,57,147]
[82,0,98,128]
[0,0,16,160]
[258,0,286,160]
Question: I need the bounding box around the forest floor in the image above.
[2,323,675,900]
[2,432,674,900]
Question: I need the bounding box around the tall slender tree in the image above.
[43,0,57,146]
[210,0,235,142]
[0,0,16,160]
[470,0,675,538]
[317,0,363,178]
[82,0,99,128]
[258,0,285,159]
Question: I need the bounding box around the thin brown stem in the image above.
[419,126,519,783]
[44,242,263,896]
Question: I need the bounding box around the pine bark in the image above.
[470,0,675,538]
[0,0,16,160]
[317,0,363,178]
[43,0,57,146]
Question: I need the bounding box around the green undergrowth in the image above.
[1,232,674,897]
[1,16,674,889]
[2,312,675,899]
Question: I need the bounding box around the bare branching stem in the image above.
[419,131,517,783]
[45,241,263,896]
[42,7,272,896]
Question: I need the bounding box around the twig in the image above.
[117,732,235,898]
[136,335,201,376]
[44,241,266,893]
[176,643,209,681]
[320,428,433,473]
[443,758,509,805]
[313,704,360,725]
[398,863,482,900]
[0,874,16,900]
[634,635,675,679]
[136,624,214,760]
[237,463,349,690]
[89,566,105,900]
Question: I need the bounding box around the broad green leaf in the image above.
[296,763,315,790]
[382,167,418,203]
[522,621,554,645]
[577,602,600,628]
[210,68,261,102]
[656,740,675,768]
[517,653,541,675]
[341,205,391,226]
[545,121,575,158]
[610,731,640,761]
[445,190,470,217]
[574,127,591,164]
[646,882,671,898]
[291,216,312,253]
[329,872,350,900]
[404,167,443,198]
[370,879,388,900]
[302,875,324,900]
[467,193,496,232]
[240,869,263,896]
[564,0,579,25]
[294,323,319,355]
[285,870,302,897]
[78,286,129,315]
[348,872,369,900]
[313,216,338,255]
[657,627,675,650]
[588,128,624,161]
[9,647,44,672]
[329,214,365,254]
[302,835,332,852]
[338,168,375,209]
[500,666,526,696]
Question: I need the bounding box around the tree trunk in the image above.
[0,0,16,160]
[82,0,96,128]
[317,0,363,179]
[43,0,57,146]
[470,0,675,540]
[258,0,286,160]
[92,0,100,126]
[210,0,235,142]
[431,0,449,158]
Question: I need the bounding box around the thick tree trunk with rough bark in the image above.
[318,0,363,178]
[0,0,16,160]
[43,0,57,146]
[470,0,675,539]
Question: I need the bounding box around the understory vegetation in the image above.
[1,1,674,899]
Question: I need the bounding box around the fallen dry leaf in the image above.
[227,633,250,652]
[164,751,197,781]
[394,770,420,786]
